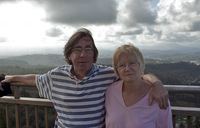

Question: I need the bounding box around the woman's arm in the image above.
[142,74,169,109]
[2,74,36,87]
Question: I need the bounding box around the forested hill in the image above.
[145,62,200,85]
[0,54,66,66]
[0,54,115,66]
[0,51,200,66]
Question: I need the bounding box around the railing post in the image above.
[172,115,176,128]
[25,105,29,128]
[35,106,38,128]
[14,86,20,128]
[45,106,48,128]
[5,104,9,128]
[187,116,191,128]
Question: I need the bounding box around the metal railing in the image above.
[164,85,200,128]
[0,84,200,128]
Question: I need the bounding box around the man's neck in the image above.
[71,69,91,80]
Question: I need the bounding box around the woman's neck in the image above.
[122,78,151,95]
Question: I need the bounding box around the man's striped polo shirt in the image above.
[36,64,115,128]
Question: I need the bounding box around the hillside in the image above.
[1,51,200,66]
[1,54,66,66]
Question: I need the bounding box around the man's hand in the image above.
[142,74,169,109]
[149,81,169,109]
[1,75,14,83]
[1,75,36,87]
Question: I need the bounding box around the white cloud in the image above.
[117,0,157,28]
[46,27,64,37]
[33,0,118,25]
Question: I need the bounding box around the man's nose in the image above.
[80,49,87,57]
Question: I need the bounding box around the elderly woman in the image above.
[105,44,173,128]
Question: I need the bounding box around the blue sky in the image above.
[0,0,200,58]
[149,0,160,8]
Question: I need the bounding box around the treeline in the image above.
[145,61,200,85]
[0,65,56,75]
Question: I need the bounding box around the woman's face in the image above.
[116,55,141,82]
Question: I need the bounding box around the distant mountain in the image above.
[1,49,200,67]
[0,59,29,66]
[0,54,114,66]
[99,43,200,58]
[140,43,200,53]
[4,54,66,66]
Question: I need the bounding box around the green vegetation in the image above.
[145,61,200,85]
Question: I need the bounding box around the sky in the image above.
[0,0,200,58]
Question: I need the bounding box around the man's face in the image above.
[69,37,94,76]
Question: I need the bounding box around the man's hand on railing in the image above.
[1,74,36,87]
[1,75,15,83]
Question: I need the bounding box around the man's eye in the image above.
[74,48,82,52]
[85,47,93,51]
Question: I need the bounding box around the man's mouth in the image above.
[79,61,88,64]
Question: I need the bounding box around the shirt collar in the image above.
[68,64,97,81]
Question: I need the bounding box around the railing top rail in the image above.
[10,83,200,93]
[164,85,200,93]
[0,96,53,106]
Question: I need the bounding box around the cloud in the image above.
[145,0,200,46]
[0,0,17,4]
[0,37,7,42]
[189,21,200,31]
[34,0,117,25]
[117,0,157,28]
[157,0,200,29]
[46,27,63,37]
[115,29,143,36]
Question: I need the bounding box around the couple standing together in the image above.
[2,28,172,128]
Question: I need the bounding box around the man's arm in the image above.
[2,74,36,87]
[142,74,169,109]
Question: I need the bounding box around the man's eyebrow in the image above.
[85,45,93,48]
[74,46,82,48]
[74,45,92,48]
